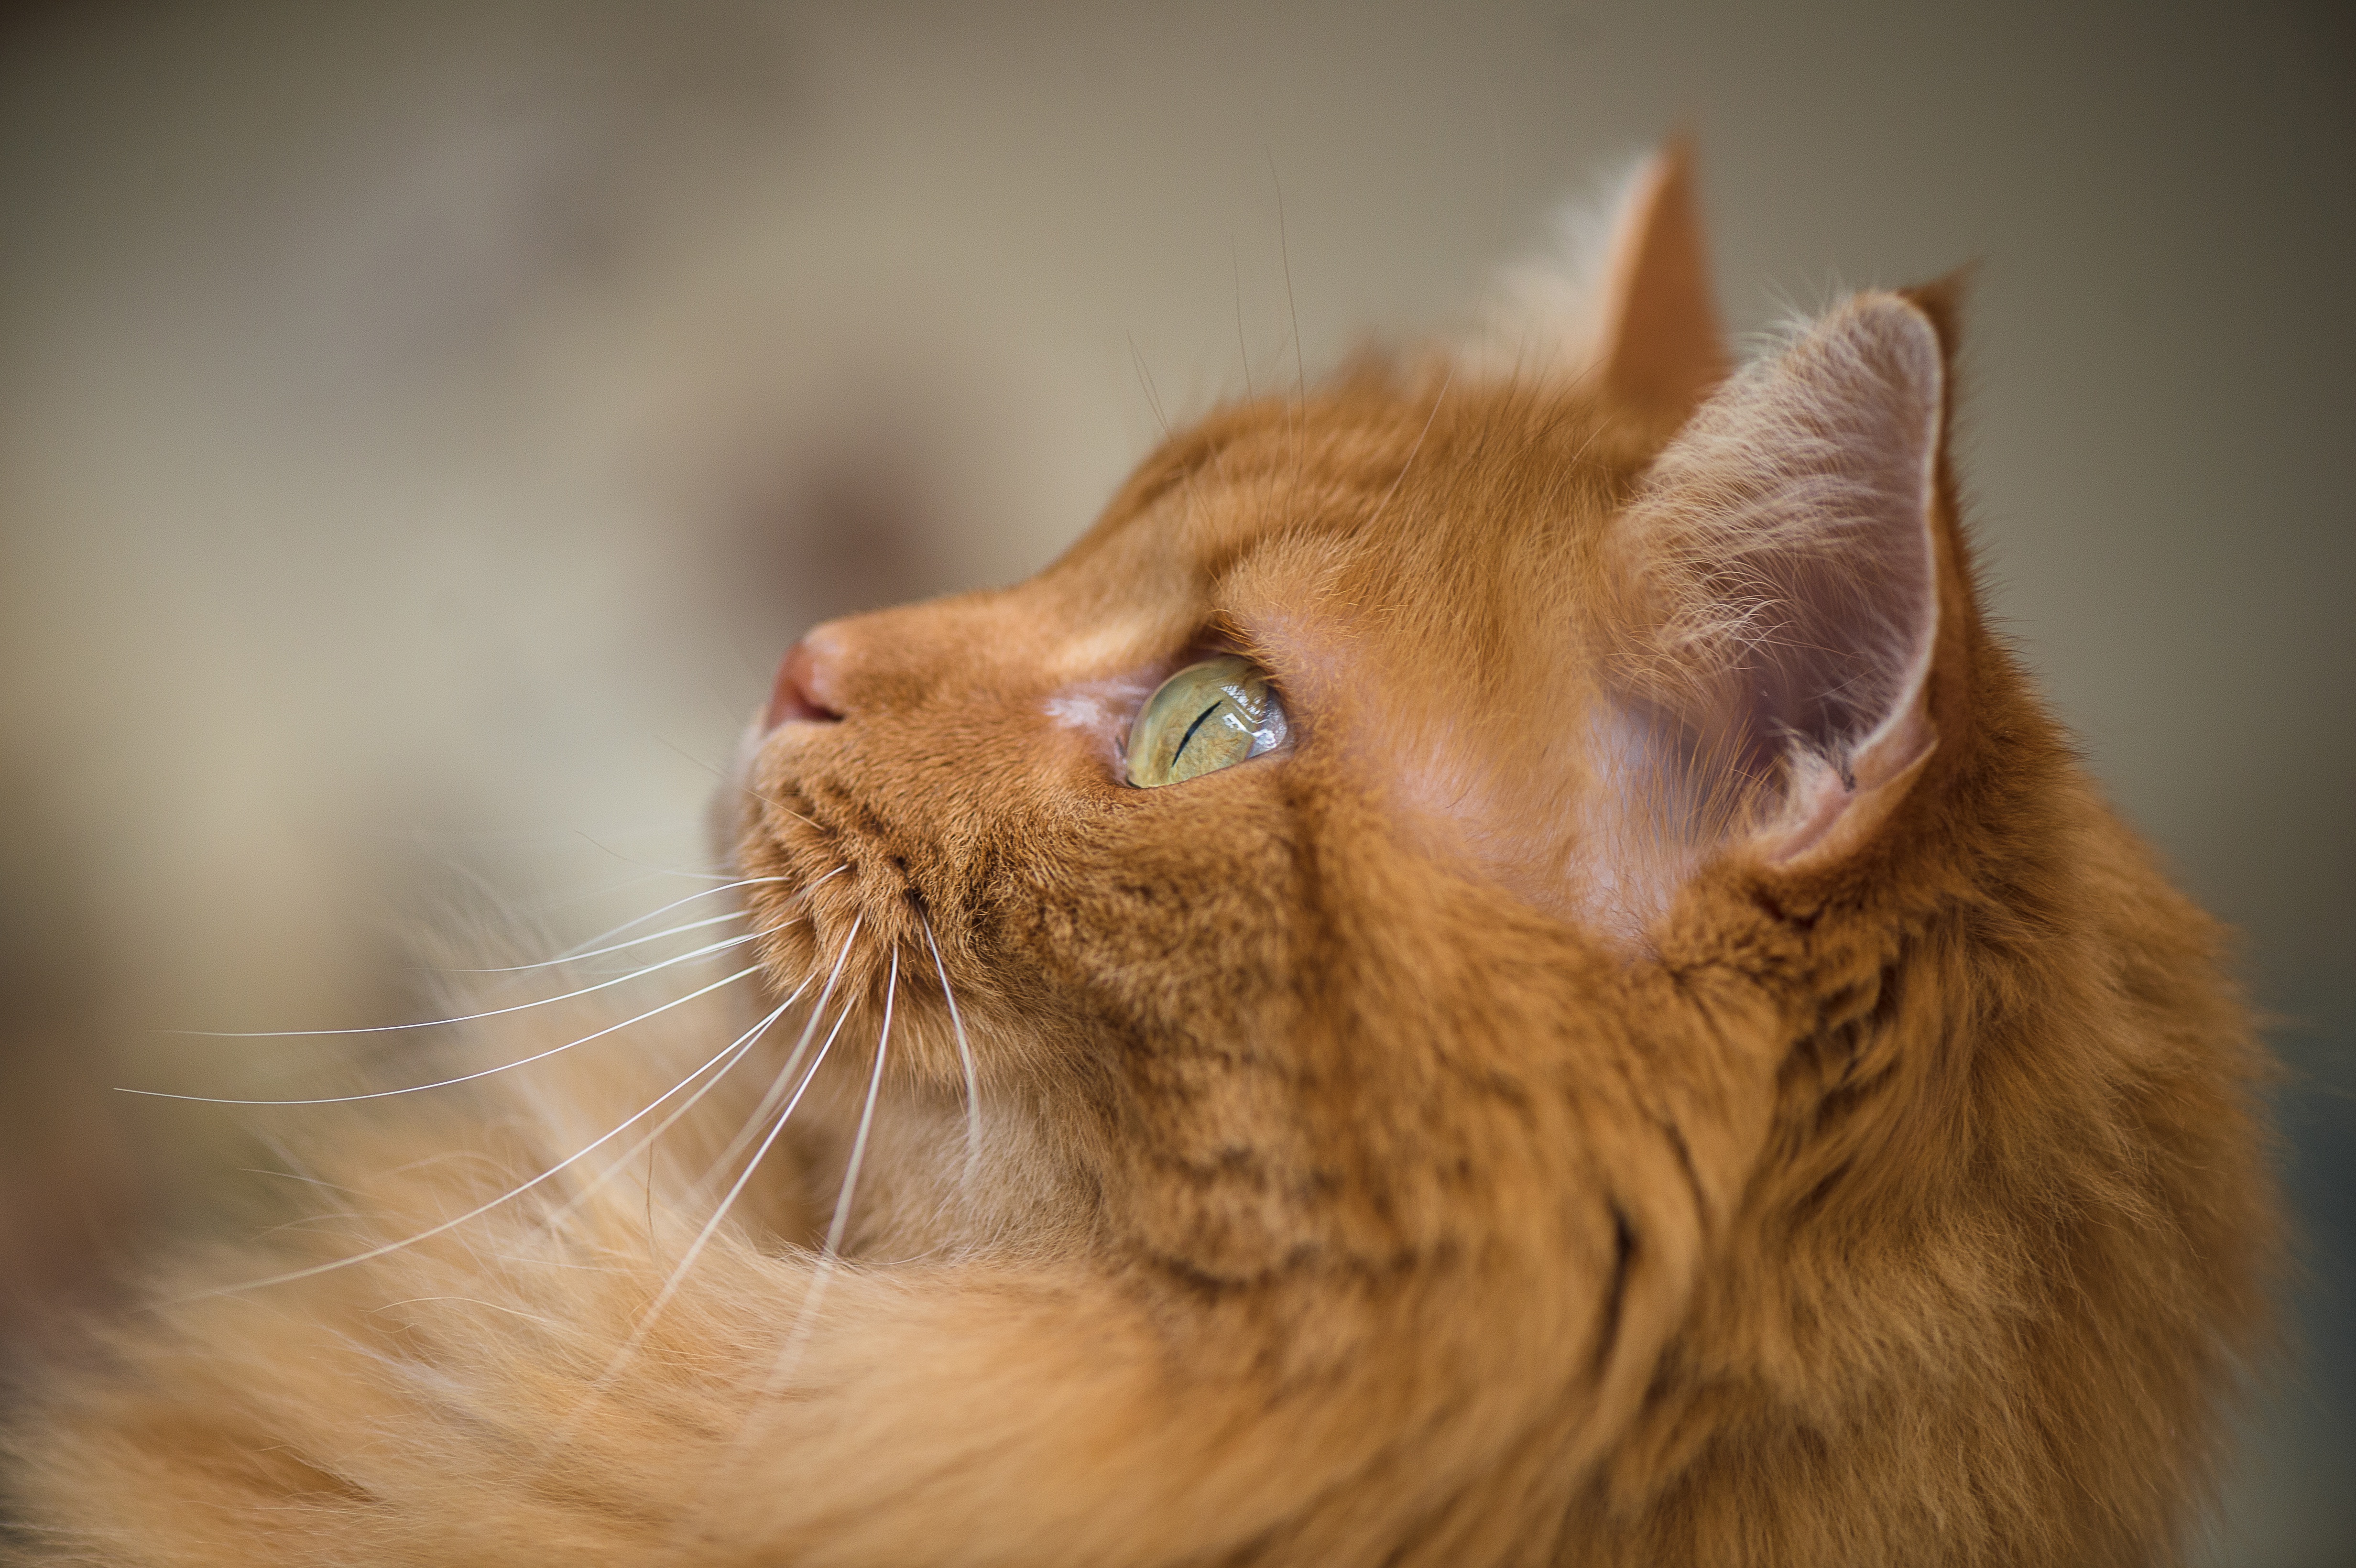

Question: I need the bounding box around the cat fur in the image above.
[2,145,2276,1568]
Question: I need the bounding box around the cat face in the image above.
[726,146,1950,1267]
[730,375,1656,1221]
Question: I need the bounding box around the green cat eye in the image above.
[1124,655,1288,788]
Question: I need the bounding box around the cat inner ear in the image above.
[1592,140,1730,420]
[1605,290,1948,873]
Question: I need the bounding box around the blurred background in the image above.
[0,1,2347,1558]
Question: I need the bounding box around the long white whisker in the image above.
[124,965,763,1106]
[169,996,793,1302]
[599,917,867,1379]
[175,928,770,1041]
[921,918,982,1194]
[646,997,852,1329]
[534,977,816,1234]
[688,915,865,1197]
[552,875,785,960]
[725,975,868,1198]
[540,990,855,1460]
[820,947,894,1263]
[449,909,753,974]
[749,948,897,1413]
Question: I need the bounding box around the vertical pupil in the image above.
[1174,698,1226,762]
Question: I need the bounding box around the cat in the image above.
[2,145,2276,1566]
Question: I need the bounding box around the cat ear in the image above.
[1476,141,1728,419]
[1608,290,1947,870]
[1590,140,1729,419]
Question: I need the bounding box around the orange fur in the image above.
[4,153,2275,1566]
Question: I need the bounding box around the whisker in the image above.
[166,993,796,1302]
[638,992,852,1333]
[685,914,863,1198]
[1362,367,1454,534]
[175,928,770,1040]
[551,875,791,960]
[749,948,898,1412]
[1272,149,1308,417]
[1130,334,1171,437]
[571,829,746,882]
[920,917,982,1194]
[534,979,816,1234]
[1232,248,1255,398]
[527,863,834,970]
[585,916,868,1396]
[448,909,752,974]
[820,947,895,1264]
[123,965,764,1106]
[655,734,827,834]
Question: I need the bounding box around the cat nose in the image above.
[765,633,845,730]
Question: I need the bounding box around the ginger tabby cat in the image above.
[3,146,2275,1567]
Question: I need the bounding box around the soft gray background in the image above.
[1,2,2347,1559]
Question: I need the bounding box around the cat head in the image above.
[728,144,1973,1258]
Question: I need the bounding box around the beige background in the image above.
[1,3,2347,1558]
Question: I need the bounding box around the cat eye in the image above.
[1124,655,1288,788]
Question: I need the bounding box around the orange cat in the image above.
[4,147,2276,1566]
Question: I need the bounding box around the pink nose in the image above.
[765,637,843,730]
